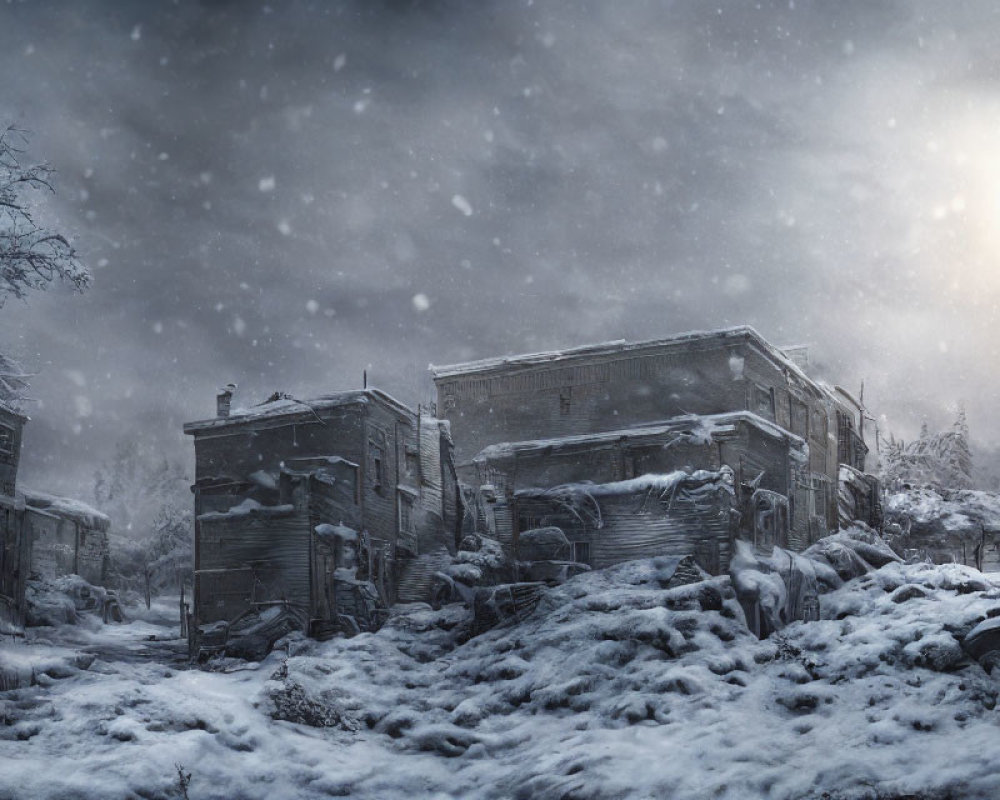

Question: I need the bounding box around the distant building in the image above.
[183,388,459,643]
[432,326,878,571]
[0,395,111,631]
[21,489,111,586]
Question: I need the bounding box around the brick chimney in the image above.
[217,383,236,418]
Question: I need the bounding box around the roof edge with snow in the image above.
[430,325,817,392]
[183,387,415,434]
[20,489,111,531]
[473,411,807,463]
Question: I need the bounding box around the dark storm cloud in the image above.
[0,0,998,496]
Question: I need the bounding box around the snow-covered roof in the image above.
[430,325,819,391]
[20,489,111,531]
[183,387,414,433]
[315,522,358,542]
[474,411,806,463]
[197,499,295,522]
[515,468,732,501]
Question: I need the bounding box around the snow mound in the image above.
[25,575,124,627]
[252,556,1000,798]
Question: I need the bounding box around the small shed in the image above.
[22,489,111,586]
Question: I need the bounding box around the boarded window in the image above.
[811,475,829,519]
[753,384,775,420]
[790,399,808,439]
[399,493,414,533]
[369,441,384,491]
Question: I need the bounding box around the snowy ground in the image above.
[3,562,1000,800]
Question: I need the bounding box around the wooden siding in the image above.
[516,484,735,575]
[193,407,366,482]
[196,509,311,624]
[26,509,109,585]
[26,510,71,579]
[0,499,28,631]
[0,408,24,498]
[440,342,748,466]
[441,331,856,538]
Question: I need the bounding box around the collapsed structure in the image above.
[183,388,459,651]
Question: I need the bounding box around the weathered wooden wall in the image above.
[438,341,747,470]
[24,509,108,585]
[188,392,460,631]
[515,482,735,574]
[0,408,24,498]
[437,330,867,539]
[196,508,311,625]
[76,525,109,585]
[193,407,366,483]
[26,510,72,579]
[0,498,28,632]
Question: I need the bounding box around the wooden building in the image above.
[183,388,459,640]
[21,489,111,586]
[471,411,811,568]
[432,326,876,570]
[0,401,28,633]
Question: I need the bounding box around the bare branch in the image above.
[0,125,90,307]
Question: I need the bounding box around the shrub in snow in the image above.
[264,679,361,730]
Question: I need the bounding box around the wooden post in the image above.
[179,585,187,638]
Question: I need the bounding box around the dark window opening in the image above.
[559,390,572,416]
[753,385,775,420]
[369,441,385,491]
[399,494,414,533]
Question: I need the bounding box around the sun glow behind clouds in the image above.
[914,102,1000,306]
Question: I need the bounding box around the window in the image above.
[813,475,828,518]
[571,541,590,564]
[753,384,775,420]
[369,441,384,491]
[399,494,414,534]
[790,399,808,439]
[559,389,572,416]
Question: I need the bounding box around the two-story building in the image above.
[183,387,459,641]
[431,326,875,572]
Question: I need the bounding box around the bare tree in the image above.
[0,125,89,305]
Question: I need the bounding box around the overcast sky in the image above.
[2,0,999,498]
